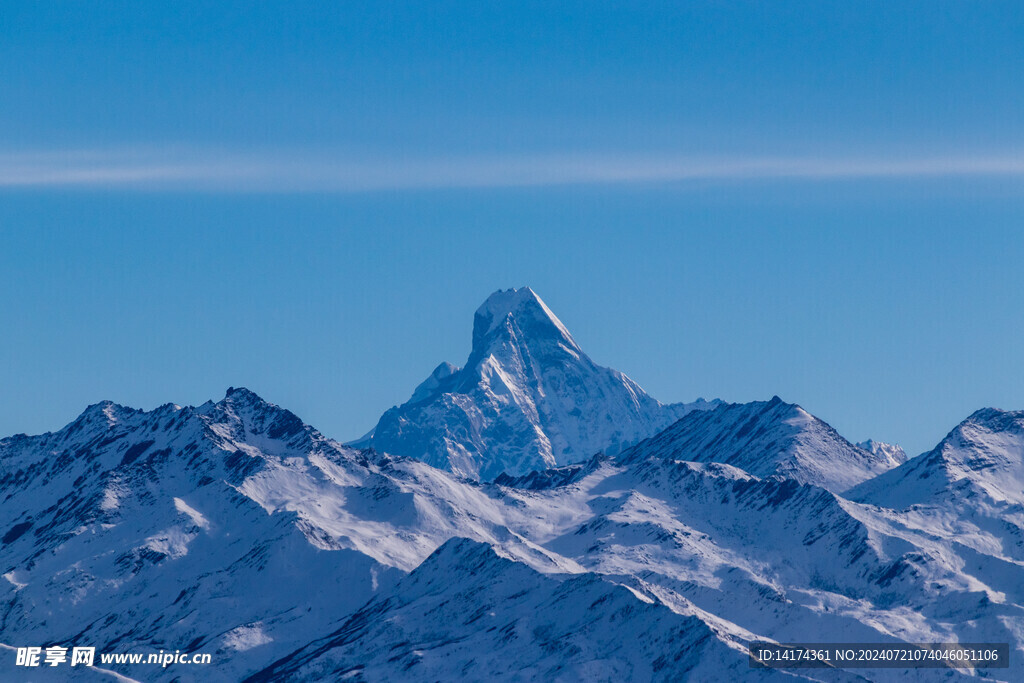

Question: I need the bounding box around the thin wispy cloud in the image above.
[1,148,1022,191]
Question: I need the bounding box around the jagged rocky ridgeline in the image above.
[1,288,1022,682]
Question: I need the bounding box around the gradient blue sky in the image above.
[1,2,1022,456]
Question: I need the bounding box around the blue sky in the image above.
[1,2,1022,455]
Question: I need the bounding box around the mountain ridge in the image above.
[618,396,903,492]
[1,387,1018,681]
[3,285,1022,681]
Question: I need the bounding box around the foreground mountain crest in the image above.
[362,287,717,480]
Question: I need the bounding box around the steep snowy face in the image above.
[247,538,790,683]
[367,287,717,481]
[619,397,901,493]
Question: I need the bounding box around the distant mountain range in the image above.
[1,288,1020,681]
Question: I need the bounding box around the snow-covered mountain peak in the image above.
[856,439,909,467]
[471,286,578,354]
[364,288,718,480]
[223,385,267,405]
[620,397,901,492]
[850,407,1024,509]
[407,536,515,582]
[207,386,295,421]
[915,407,1024,480]
[75,399,140,429]
[961,406,1024,435]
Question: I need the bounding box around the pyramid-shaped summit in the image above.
[470,286,578,354]
[363,287,717,480]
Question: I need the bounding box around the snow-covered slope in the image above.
[489,458,1018,682]
[362,287,718,481]
[857,439,909,468]
[246,538,793,683]
[618,396,903,492]
[0,389,573,681]
[3,387,1022,681]
[242,399,1018,682]
[850,408,1024,509]
[848,408,1024,567]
